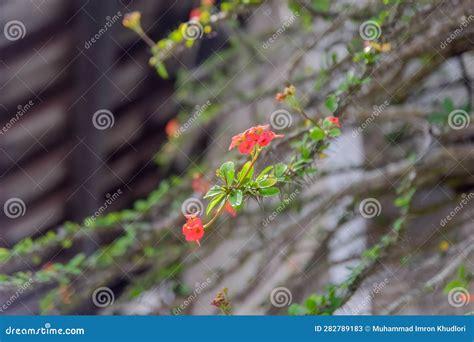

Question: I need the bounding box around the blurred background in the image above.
[0,0,200,244]
[1,0,473,315]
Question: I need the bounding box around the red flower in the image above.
[229,134,244,151]
[326,116,341,128]
[165,119,179,138]
[189,8,201,20]
[275,93,285,102]
[229,124,283,154]
[257,130,283,146]
[238,137,256,154]
[224,202,237,217]
[182,214,204,244]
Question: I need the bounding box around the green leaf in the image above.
[0,248,10,263]
[305,295,318,312]
[256,165,274,181]
[258,176,277,188]
[259,187,280,197]
[442,97,455,113]
[324,95,338,114]
[312,0,330,12]
[457,264,466,280]
[443,280,465,294]
[274,163,288,178]
[392,217,406,232]
[288,303,309,316]
[328,128,341,137]
[237,161,254,184]
[220,161,235,186]
[309,126,326,141]
[229,190,243,207]
[206,193,226,215]
[394,188,416,208]
[156,62,169,79]
[61,239,72,249]
[204,185,223,199]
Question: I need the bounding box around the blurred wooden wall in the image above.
[0,0,195,246]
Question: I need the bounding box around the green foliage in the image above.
[443,265,470,293]
[428,97,470,127]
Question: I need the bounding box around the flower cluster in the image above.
[182,214,204,245]
[325,116,341,128]
[275,85,296,102]
[122,12,141,31]
[229,125,284,154]
[211,288,232,315]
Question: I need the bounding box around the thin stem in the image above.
[203,204,226,229]
[296,107,318,127]
[136,29,155,48]
[235,147,261,188]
